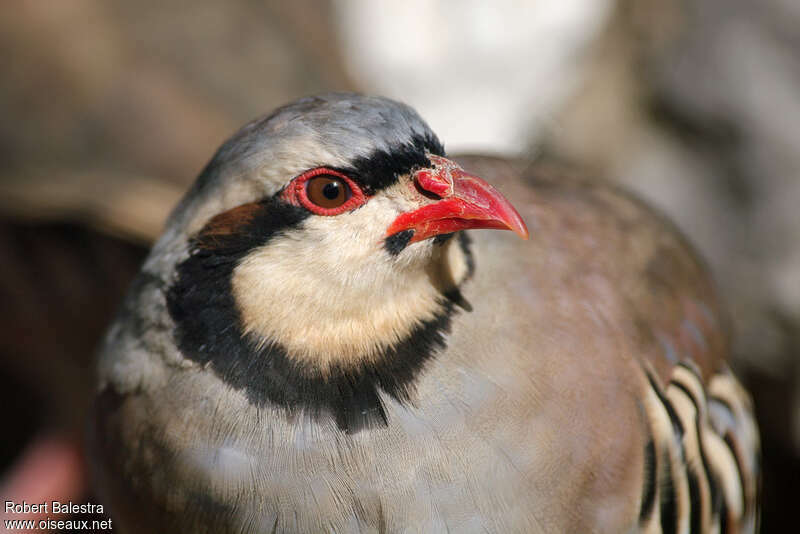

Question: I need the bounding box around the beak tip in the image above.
[506,213,530,240]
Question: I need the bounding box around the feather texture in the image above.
[90,95,759,533]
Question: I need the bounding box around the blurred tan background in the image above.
[1,1,797,531]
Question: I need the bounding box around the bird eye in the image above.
[282,168,366,216]
[306,176,351,209]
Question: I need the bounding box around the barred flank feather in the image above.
[639,363,760,533]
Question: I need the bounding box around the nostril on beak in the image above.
[414,169,452,200]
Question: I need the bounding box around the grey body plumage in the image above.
[90,94,759,533]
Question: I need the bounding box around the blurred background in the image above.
[1,0,797,531]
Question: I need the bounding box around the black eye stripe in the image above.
[330,133,445,195]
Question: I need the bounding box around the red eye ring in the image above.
[282,168,367,216]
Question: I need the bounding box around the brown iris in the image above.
[306,176,351,209]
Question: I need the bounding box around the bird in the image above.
[89,93,760,533]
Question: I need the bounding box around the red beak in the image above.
[386,155,529,244]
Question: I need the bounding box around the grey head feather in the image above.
[171,94,438,226]
[144,93,441,279]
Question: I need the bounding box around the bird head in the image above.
[161,93,528,431]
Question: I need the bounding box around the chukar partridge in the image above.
[90,93,760,533]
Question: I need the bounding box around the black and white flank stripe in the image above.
[638,362,760,534]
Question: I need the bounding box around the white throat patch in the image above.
[231,201,470,373]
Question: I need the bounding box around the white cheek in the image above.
[230,192,448,372]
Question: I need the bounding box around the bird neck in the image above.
[166,222,473,433]
[232,231,471,373]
